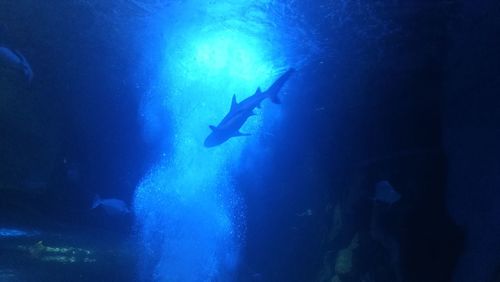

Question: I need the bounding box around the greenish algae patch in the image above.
[334,233,359,275]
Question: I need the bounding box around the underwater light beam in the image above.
[134,1,290,281]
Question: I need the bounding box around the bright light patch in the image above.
[192,31,272,82]
[134,0,290,281]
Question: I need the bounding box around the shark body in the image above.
[204,68,295,147]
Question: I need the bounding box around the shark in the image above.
[204,68,295,147]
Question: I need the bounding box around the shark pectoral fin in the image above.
[234,131,251,137]
[209,125,217,131]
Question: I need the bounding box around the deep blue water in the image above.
[1,1,500,282]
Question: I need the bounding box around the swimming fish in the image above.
[91,195,130,216]
[0,227,39,238]
[374,180,401,204]
[204,68,295,147]
[0,45,33,83]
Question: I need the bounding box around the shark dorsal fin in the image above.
[256,87,262,94]
[230,94,238,112]
[209,125,217,131]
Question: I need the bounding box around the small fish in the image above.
[374,180,401,204]
[0,227,39,238]
[0,45,33,83]
[91,195,130,216]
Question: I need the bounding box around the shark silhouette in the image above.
[204,68,295,147]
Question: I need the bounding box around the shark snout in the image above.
[204,131,229,148]
[204,134,219,148]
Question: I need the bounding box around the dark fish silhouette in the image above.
[204,68,295,147]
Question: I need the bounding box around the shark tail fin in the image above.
[91,195,101,209]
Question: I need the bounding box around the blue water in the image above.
[1,1,500,282]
